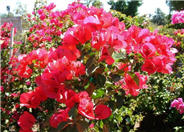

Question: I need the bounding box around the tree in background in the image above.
[92,0,103,8]
[0,2,27,17]
[166,1,184,12]
[14,2,27,16]
[82,0,103,8]
[151,8,168,25]
[108,0,142,17]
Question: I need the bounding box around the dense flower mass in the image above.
[171,98,184,114]
[1,1,178,131]
[0,23,18,84]
[171,10,184,24]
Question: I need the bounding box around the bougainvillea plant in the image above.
[1,2,178,131]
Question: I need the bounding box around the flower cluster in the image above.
[171,98,184,114]
[11,48,49,78]
[27,3,63,48]
[171,10,184,24]
[0,22,16,49]
[123,26,176,75]
[0,23,19,84]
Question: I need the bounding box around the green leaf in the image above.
[110,74,121,82]
[100,120,104,129]
[128,72,139,86]
[68,105,77,118]
[95,74,106,87]
[92,89,105,99]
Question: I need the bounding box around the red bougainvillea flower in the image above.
[141,59,157,75]
[20,87,47,109]
[48,46,80,62]
[49,109,69,128]
[121,72,147,96]
[95,104,112,120]
[11,48,49,79]
[0,86,4,92]
[141,43,156,58]
[36,56,85,99]
[56,88,78,108]
[99,46,114,65]
[117,63,131,72]
[20,91,41,108]
[19,128,33,132]
[0,22,16,49]
[18,111,36,131]
[36,74,61,99]
[34,86,47,102]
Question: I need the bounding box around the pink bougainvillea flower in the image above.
[89,123,95,128]
[171,10,184,24]
[141,43,156,58]
[78,91,95,120]
[83,16,101,31]
[171,98,184,114]
[26,81,31,86]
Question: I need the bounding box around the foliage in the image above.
[108,0,142,17]
[92,0,103,8]
[14,2,27,16]
[151,8,168,25]
[110,10,150,29]
[82,0,103,8]
[166,0,184,11]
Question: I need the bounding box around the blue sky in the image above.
[0,0,170,16]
